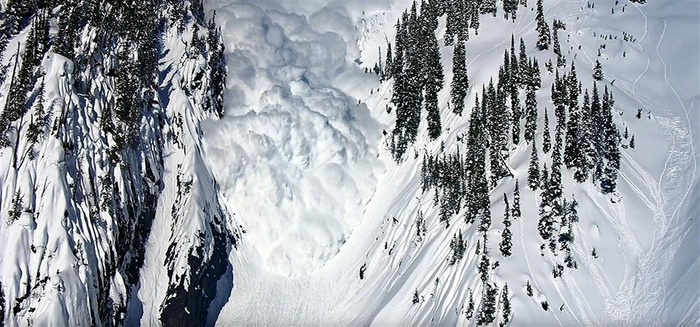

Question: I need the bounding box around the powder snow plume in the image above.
[201,0,383,276]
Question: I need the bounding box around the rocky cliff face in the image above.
[0,1,234,326]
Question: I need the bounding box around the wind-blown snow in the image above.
[201,1,382,276]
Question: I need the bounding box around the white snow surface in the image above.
[202,0,383,276]
[203,0,699,325]
[0,0,696,326]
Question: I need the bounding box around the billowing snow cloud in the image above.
[202,0,382,276]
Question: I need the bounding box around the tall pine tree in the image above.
[476,282,498,325]
[500,194,513,257]
[518,38,529,88]
[524,86,538,143]
[538,164,555,242]
[422,0,444,139]
[543,108,551,153]
[512,180,522,219]
[553,23,565,67]
[451,41,469,115]
[535,0,551,50]
[600,86,620,194]
[500,283,512,326]
[528,140,540,190]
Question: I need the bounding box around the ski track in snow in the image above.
[656,18,697,226]
[574,2,698,325]
[630,3,650,109]
[653,17,698,324]
[517,191,568,327]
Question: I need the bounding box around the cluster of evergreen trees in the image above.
[416,26,546,326]
[0,1,228,325]
[421,147,522,324]
[0,3,50,149]
[386,0,532,161]
[388,0,444,160]
[421,145,469,225]
[384,0,626,322]
[409,2,624,323]
[524,58,618,277]
[419,35,542,224]
[526,63,621,197]
[0,0,226,153]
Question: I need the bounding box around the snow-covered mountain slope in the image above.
[0,2,234,326]
[0,0,697,326]
[203,0,698,325]
[200,0,383,277]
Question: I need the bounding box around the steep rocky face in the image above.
[0,1,233,326]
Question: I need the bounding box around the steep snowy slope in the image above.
[204,0,698,325]
[0,0,696,326]
[0,2,234,326]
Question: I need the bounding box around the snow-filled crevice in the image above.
[202,1,382,277]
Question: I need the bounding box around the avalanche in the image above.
[0,0,697,326]
[206,0,699,325]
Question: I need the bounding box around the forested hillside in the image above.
[0,1,234,326]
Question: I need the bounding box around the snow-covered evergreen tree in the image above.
[466,289,475,319]
[479,234,491,281]
[500,283,512,326]
[385,42,394,79]
[518,38,529,87]
[528,139,541,190]
[543,108,551,153]
[504,0,519,21]
[593,60,604,81]
[451,41,469,115]
[476,282,498,325]
[538,164,555,241]
[469,0,481,34]
[510,35,520,85]
[600,86,621,194]
[500,194,513,257]
[590,83,604,182]
[466,94,491,226]
[512,180,522,219]
[535,0,551,50]
[553,24,565,67]
[531,58,542,89]
[450,230,466,264]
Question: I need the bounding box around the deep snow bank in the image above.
[202,0,382,276]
